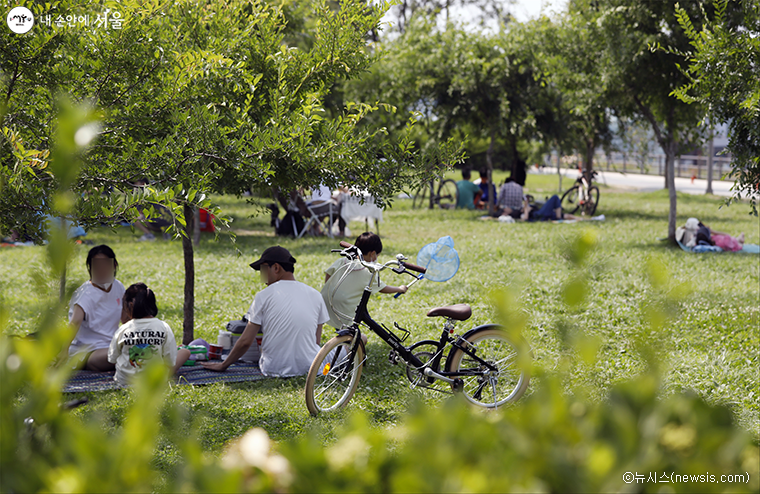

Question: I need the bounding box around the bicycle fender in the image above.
[408,339,440,352]
[443,324,503,372]
[336,328,365,352]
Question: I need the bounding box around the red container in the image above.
[208,344,223,360]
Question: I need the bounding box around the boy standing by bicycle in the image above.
[321,232,408,330]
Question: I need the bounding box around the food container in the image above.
[217,330,232,350]
[208,344,223,360]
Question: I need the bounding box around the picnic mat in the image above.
[62,361,265,393]
[677,240,760,254]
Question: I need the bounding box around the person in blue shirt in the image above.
[476,169,497,209]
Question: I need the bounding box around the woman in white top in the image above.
[108,283,190,385]
[67,245,127,371]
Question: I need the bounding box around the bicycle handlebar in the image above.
[400,262,426,274]
[334,241,425,275]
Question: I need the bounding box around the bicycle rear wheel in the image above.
[446,326,530,408]
[412,183,430,209]
[305,334,364,415]
[560,185,581,215]
[584,186,600,216]
[436,179,458,209]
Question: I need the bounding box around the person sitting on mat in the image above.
[321,232,408,332]
[66,244,126,371]
[456,168,482,210]
[108,283,191,385]
[201,246,330,377]
[476,168,497,210]
[492,165,527,219]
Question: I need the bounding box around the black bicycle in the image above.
[304,241,531,415]
[561,169,600,216]
[412,178,458,209]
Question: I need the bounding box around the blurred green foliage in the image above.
[3,204,757,492]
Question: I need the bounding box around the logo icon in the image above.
[7,6,34,34]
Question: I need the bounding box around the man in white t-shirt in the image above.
[201,246,329,377]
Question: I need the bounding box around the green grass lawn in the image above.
[2,173,758,474]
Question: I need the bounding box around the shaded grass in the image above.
[1,177,758,474]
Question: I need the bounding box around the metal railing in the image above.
[545,152,734,181]
[590,152,733,181]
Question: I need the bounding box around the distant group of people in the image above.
[65,233,403,384]
[268,185,348,238]
[456,165,577,221]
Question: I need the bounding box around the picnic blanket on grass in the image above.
[63,361,265,393]
[677,240,760,254]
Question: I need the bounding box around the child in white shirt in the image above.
[321,232,408,330]
[108,283,190,385]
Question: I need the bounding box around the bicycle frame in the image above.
[333,247,498,387]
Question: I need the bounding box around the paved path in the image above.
[537,168,736,197]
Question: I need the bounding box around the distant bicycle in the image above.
[412,178,458,209]
[561,169,600,216]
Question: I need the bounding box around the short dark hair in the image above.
[275,262,295,273]
[479,168,488,179]
[355,231,382,256]
[462,168,472,180]
[86,244,118,278]
[260,261,295,273]
[124,283,158,319]
[513,160,527,186]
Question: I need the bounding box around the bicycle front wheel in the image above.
[436,179,458,209]
[305,334,364,415]
[560,185,581,215]
[446,326,530,408]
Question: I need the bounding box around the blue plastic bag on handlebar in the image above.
[416,236,460,282]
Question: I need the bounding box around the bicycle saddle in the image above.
[426,304,472,321]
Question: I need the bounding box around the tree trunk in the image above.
[664,143,678,243]
[706,131,714,195]
[486,129,496,215]
[557,150,562,193]
[60,267,66,303]
[584,138,594,177]
[193,207,201,246]
[59,214,67,302]
[182,203,196,344]
[631,96,678,244]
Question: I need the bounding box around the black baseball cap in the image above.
[249,246,296,271]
